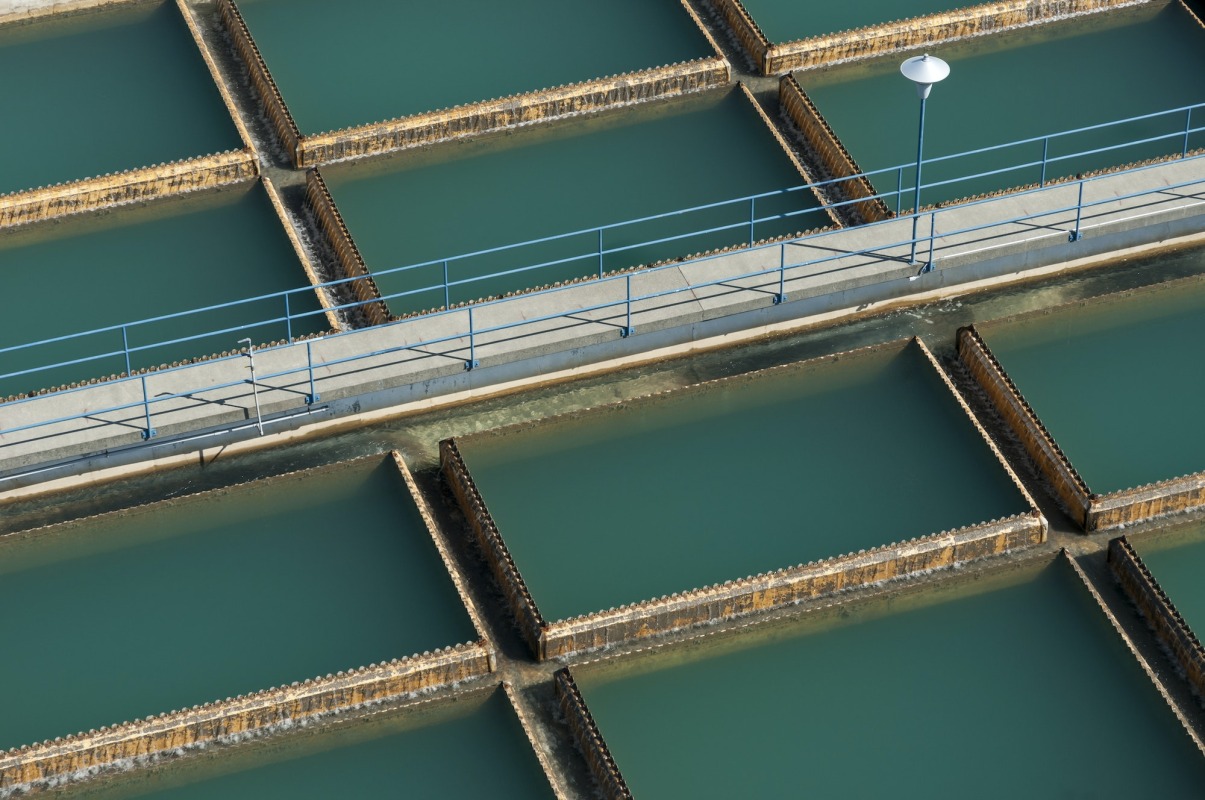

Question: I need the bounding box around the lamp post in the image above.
[900,53,950,267]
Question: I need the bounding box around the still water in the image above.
[800,2,1205,205]
[48,689,554,799]
[575,560,1205,797]
[978,272,1205,494]
[0,456,476,752]
[457,340,1027,623]
[0,1,240,195]
[325,89,824,316]
[237,0,714,134]
[0,186,326,399]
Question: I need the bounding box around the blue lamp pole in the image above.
[900,54,950,266]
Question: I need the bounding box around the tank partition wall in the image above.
[557,550,1205,796]
[554,670,630,800]
[964,278,1205,527]
[778,74,889,224]
[1108,536,1205,705]
[0,450,494,795]
[303,170,390,327]
[712,0,1148,75]
[218,0,730,168]
[441,337,1046,661]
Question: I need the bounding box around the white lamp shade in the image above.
[900,54,950,99]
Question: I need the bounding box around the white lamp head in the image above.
[900,54,950,100]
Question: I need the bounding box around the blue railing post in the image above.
[622,274,634,338]
[598,229,604,279]
[775,243,786,304]
[1185,107,1193,158]
[1070,179,1085,242]
[443,260,450,309]
[926,211,937,270]
[1040,137,1049,187]
[122,325,132,376]
[895,167,903,216]
[140,375,156,440]
[305,339,319,404]
[749,196,756,245]
[465,306,479,370]
[284,293,293,342]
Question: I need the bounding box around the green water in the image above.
[741,0,975,42]
[54,690,553,799]
[238,0,714,135]
[1135,524,1205,636]
[800,2,1205,206]
[0,186,325,399]
[324,90,825,316]
[575,561,1205,797]
[979,273,1205,494]
[0,2,240,195]
[0,457,476,752]
[457,341,1027,623]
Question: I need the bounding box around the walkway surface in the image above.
[2,154,1204,489]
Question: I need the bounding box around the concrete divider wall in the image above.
[440,438,548,657]
[1108,536,1205,701]
[0,149,257,229]
[296,59,731,168]
[1088,472,1205,530]
[957,325,1093,527]
[304,169,390,327]
[218,0,302,164]
[0,0,145,28]
[539,512,1045,659]
[0,643,493,792]
[1178,0,1205,29]
[553,669,632,800]
[763,0,1151,73]
[778,75,889,225]
[708,0,772,72]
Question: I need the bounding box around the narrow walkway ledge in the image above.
[1,155,1204,490]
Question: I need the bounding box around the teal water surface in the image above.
[1135,524,1205,637]
[58,691,553,799]
[0,1,240,195]
[0,186,325,399]
[457,341,1028,622]
[979,271,1205,493]
[800,2,1205,206]
[324,90,825,316]
[576,561,1205,797]
[741,0,977,42]
[238,0,714,134]
[0,457,477,752]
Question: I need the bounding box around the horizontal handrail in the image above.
[1,101,1203,393]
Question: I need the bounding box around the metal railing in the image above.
[1,102,1203,452]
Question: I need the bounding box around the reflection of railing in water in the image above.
[0,103,1202,419]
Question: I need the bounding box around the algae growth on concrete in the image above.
[1134,523,1205,637]
[323,89,825,316]
[0,1,241,195]
[798,2,1205,206]
[236,0,715,135]
[0,186,326,399]
[739,0,979,42]
[574,560,1205,797]
[977,267,1205,494]
[455,340,1028,623]
[0,456,477,753]
[53,690,553,800]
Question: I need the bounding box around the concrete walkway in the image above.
[2,154,1203,489]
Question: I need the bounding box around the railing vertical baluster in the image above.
[140,375,155,440]
[598,229,604,279]
[1070,180,1085,242]
[1185,107,1193,158]
[749,196,756,245]
[896,167,903,216]
[443,260,450,309]
[284,293,293,342]
[122,325,132,376]
[622,274,633,338]
[306,339,319,404]
[926,211,937,269]
[775,243,786,304]
[1040,137,1049,187]
[465,306,478,370]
